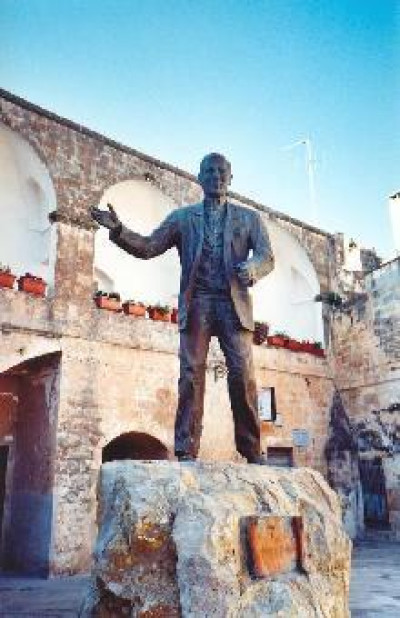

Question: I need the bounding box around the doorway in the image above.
[359,457,390,529]
[0,353,61,575]
[0,445,9,545]
[267,447,294,467]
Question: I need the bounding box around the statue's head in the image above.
[198,153,232,199]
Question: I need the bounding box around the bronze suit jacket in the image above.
[109,201,274,331]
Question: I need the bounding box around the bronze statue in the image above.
[91,153,274,463]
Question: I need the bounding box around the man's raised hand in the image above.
[90,203,121,231]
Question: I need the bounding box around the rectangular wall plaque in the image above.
[245,515,303,578]
[292,429,310,448]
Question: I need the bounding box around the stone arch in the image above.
[0,122,57,289]
[0,340,62,376]
[253,220,323,342]
[0,114,54,179]
[102,432,172,462]
[0,352,61,575]
[94,179,180,306]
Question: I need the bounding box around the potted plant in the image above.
[18,272,47,296]
[0,264,16,289]
[300,340,314,354]
[253,321,269,345]
[267,331,289,348]
[94,291,121,312]
[311,341,325,357]
[122,299,147,317]
[148,303,171,322]
[171,307,179,324]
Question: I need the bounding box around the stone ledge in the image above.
[80,461,351,617]
[0,290,331,375]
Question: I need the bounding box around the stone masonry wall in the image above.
[329,258,400,536]
[331,259,400,420]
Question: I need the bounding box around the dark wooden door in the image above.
[359,457,390,528]
[267,447,293,467]
[0,446,9,539]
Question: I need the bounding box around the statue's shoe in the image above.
[176,453,196,462]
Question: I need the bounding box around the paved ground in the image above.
[0,539,399,616]
[350,538,400,618]
[0,574,89,617]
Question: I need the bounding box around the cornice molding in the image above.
[49,210,98,231]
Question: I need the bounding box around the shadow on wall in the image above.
[102,431,173,463]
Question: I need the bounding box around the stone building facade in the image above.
[0,88,398,576]
[327,253,400,537]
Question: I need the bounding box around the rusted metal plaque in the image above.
[245,515,303,578]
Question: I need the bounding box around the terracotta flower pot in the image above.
[148,308,171,322]
[18,276,46,297]
[122,302,146,317]
[94,296,121,312]
[267,335,287,348]
[0,272,16,289]
[171,308,179,324]
[286,339,302,352]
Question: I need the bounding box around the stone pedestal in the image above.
[80,462,351,617]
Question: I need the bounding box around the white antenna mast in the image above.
[282,137,318,226]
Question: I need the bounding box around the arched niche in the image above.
[252,221,323,342]
[0,122,57,288]
[94,180,180,306]
[102,432,171,462]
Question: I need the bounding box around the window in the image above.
[267,447,294,467]
[258,387,277,422]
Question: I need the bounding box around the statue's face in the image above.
[198,155,232,199]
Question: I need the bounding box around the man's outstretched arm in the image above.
[91,203,180,259]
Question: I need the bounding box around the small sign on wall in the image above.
[292,429,310,448]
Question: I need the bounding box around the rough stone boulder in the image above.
[80,462,351,617]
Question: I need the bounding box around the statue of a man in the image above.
[91,153,274,463]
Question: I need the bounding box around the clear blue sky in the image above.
[1,0,399,257]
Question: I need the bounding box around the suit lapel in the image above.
[224,202,234,279]
[185,203,204,298]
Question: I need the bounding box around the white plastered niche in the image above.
[94,179,180,306]
[0,122,57,289]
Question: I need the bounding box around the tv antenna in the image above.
[282,137,318,226]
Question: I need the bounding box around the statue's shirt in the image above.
[194,202,229,296]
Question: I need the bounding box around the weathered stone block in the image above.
[80,461,351,617]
